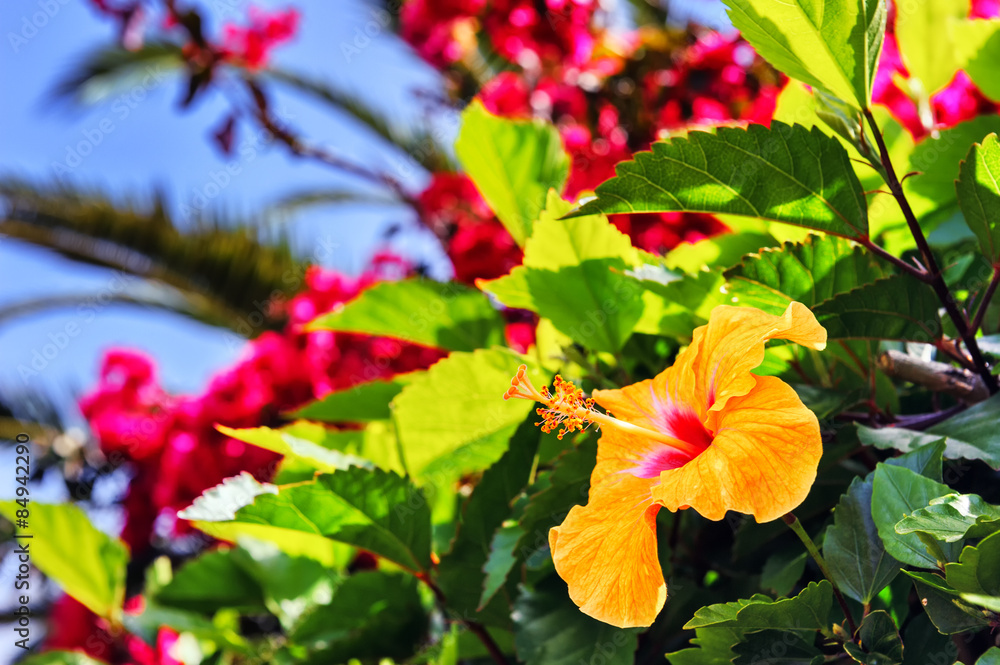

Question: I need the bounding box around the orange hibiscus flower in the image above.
[504,302,827,628]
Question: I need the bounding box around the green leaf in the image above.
[843,610,903,665]
[436,416,541,621]
[574,122,868,238]
[392,347,550,484]
[289,376,413,422]
[858,393,1000,470]
[513,576,640,665]
[306,278,504,351]
[824,476,903,604]
[954,19,1000,102]
[731,630,824,664]
[885,437,947,482]
[480,525,524,610]
[0,502,127,620]
[760,548,808,597]
[725,234,887,314]
[962,593,1000,611]
[871,465,962,568]
[906,571,991,633]
[684,581,833,632]
[514,438,598,573]
[944,531,1000,595]
[229,537,339,632]
[812,274,943,342]
[155,548,265,613]
[455,100,569,245]
[666,626,744,665]
[724,0,886,109]
[481,192,646,352]
[956,134,1000,263]
[218,425,373,474]
[906,116,1000,225]
[290,571,426,663]
[976,648,1000,665]
[895,0,967,95]
[182,467,432,572]
[900,613,956,665]
[896,493,1000,543]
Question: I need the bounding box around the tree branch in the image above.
[863,110,998,394]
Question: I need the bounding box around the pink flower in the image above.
[219,6,299,69]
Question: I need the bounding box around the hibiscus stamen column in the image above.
[504,365,705,457]
[782,513,858,636]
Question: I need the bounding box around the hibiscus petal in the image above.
[679,301,826,416]
[651,375,821,522]
[549,465,666,628]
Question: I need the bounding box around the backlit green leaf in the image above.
[723,0,886,109]
[0,502,127,621]
[455,100,569,245]
[956,133,1000,262]
[813,274,943,342]
[307,278,504,352]
[574,122,868,238]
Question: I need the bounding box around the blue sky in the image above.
[0,0,453,420]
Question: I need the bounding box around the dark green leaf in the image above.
[731,630,824,665]
[900,612,956,665]
[513,576,640,665]
[725,234,887,314]
[455,100,569,245]
[307,279,504,352]
[844,610,903,665]
[574,122,868,238]
[906,571,991,633]
[230,538,339,632]
[824,476,903,604]
[436,417,541,622]
[0,502,127,620]
[723,0,885,110]
[480,525,523,610]
[957,134,1000,262]
[392,348,550,484]
[53,42,182,103]
[813,274,943,342]
[944,531,1000,595]
[760,548,808,597]
[514,439,598,573]
[896,493,1000,542]
[291,572,426,664]
[182,467,432,573]
[872,465,962,568]
[858,394,1000,469]
[684,581,833,632]
[289,377,412,422]
[155,548,264,613]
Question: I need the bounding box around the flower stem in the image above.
[782,513,858,636]
[419,573,510,665]
[862,109,998,395]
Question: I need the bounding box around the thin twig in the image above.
[856,236,930,281]
[782,513,858,636]
[863,110,998,394]
[419,574,510,665]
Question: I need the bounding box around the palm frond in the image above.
[263,68,454,173]
[270,187,408,214]
[53,42,185,105]
[0,177,302,333]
